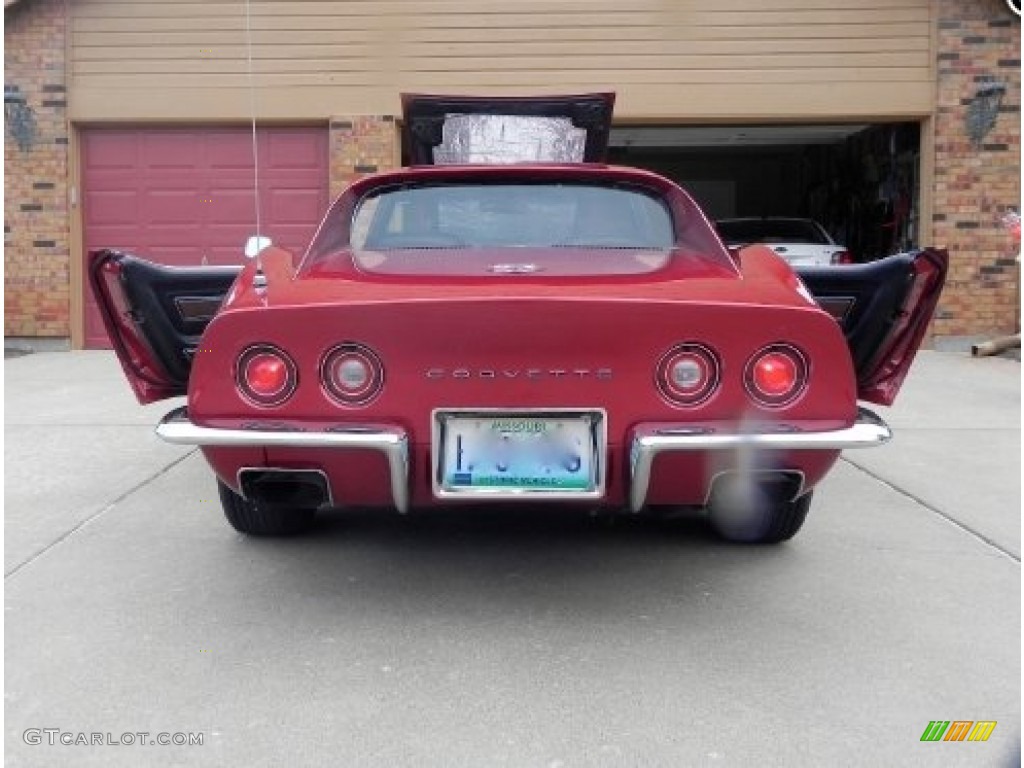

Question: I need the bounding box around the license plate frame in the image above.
[432,408,607,500]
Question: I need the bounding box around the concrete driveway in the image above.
[4,350,1020,767]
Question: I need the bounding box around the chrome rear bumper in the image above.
[628,408,891,512]
[157,406,890,516]
[156,407,410,513]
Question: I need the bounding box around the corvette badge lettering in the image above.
[426,368,612,380]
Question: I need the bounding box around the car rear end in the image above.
[182,277,868,515]
[716,217,852,266]
[766,243,851,267]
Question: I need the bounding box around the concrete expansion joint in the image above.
[3,449,198,581]
[840,455,1020,563]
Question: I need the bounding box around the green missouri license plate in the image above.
[434,411,605,497]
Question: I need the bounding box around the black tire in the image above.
[708,490,813,544]
[217,480,315,536]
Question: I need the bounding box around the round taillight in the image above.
[656,343,720,406]
[321,343,384,406]
[236,345,297,406]
[745,344,808,407]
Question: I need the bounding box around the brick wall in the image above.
[4,0,70,338]
[329,116,400,199]
[932,0,1021,337]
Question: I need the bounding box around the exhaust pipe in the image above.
[238,469,333,510]
[706,471,803,541]
[709,470,803,506]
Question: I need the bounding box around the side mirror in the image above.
[244,235,273,259]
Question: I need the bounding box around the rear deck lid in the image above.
[401,93,615,165]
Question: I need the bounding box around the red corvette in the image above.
[90,94,947,543]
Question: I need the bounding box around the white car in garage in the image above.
[715,217,852,266]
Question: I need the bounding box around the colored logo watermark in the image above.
[921,721,997,742]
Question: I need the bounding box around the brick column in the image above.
[931,0,1021,337]
[329,116,401,200]
[3,0,70,339]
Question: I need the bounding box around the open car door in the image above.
[89,250,241,404]
[796,248,948,406]
[401,93,615,165]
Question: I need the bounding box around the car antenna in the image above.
[245,0,267,290]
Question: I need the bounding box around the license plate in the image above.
[433,410,605,498]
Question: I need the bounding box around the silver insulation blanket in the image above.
[433,114,586,164]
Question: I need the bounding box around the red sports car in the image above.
[90,94,947,543]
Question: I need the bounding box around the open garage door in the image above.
[608,122,922,264]
[81,126,328,348]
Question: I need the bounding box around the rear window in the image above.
[349,183,675,251]
[715,219,829,245]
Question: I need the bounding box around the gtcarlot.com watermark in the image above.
[23,729,203,747]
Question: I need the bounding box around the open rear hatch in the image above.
[401,93,615,165]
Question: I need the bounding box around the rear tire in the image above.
[708,490,813,544]
[217,480,315,536]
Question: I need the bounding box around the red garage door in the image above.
[82,126,329,348]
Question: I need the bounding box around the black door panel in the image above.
[797,249,948,404]
[89,250,241,400]
[797,254,916,374]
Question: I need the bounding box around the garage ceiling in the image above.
[609,124,869,149]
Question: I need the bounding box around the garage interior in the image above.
[607,122,922,263]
